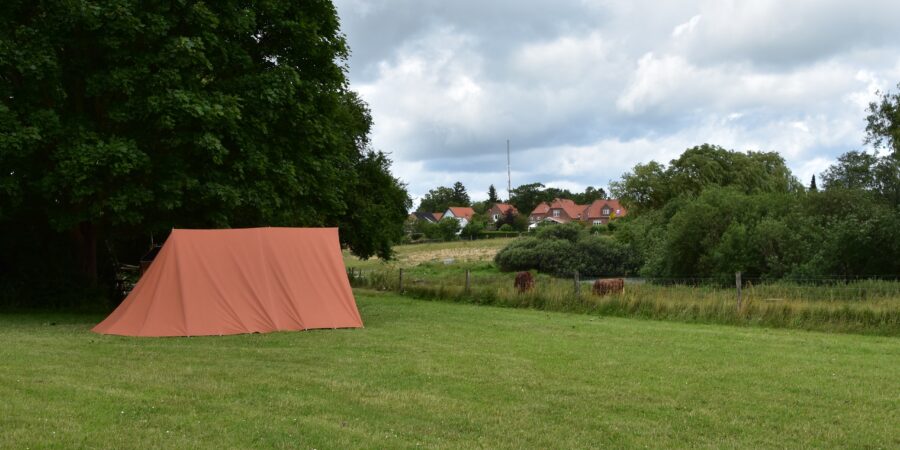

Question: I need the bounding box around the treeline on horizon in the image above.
[415,181,609,218]
[496,87,900,281]
[496,144,899,281]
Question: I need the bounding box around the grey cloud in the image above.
[333,0,900,204]
[673,1,900,69]
[338,0,612,79]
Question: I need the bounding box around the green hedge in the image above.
[494,224,638,277]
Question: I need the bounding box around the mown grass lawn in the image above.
[2,291,898,449]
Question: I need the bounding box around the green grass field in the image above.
[344,239,900,336]
[2,290,898,449]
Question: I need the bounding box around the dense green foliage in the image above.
[435,217,462,241]
[616,187,900,281]
[498,137,899,282]
[865,82,900,157]
[487,184,500,203]
[494,208,529,231]
[821,150,899,207]
[494,223,638,277]
[416,181,472,212]
[610,144,800,214]
[0,1,410,306]
[609,143,900,281]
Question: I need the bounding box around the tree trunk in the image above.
[72,221,98,286]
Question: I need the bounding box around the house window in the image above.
[593,220,601,225]
[552,210,560,217]
[493,214,499,221]
[602,207,610,215]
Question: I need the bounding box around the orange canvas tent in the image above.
[93,228,363,337]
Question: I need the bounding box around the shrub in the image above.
[498,224,513,232]
[535,222,584,243]
[494,237,542,272]
[436,218,461,241]
[576,236,640,277]
[494,231,637,277]
[535,239,578,276]
[461,220,485,239]
[589,224,608,234]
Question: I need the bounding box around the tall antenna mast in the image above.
[506,139,511,201]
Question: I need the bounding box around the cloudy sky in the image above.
[333,0,900,206]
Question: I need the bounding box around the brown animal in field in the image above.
[514,271,534,293]
[593,278,624,296]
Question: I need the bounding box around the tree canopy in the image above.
[487,184,499,203]
[417,181,471,212]
[610,144,800,213]
[0,1,409,302]
[865,83,900,157]
[821,150,899,207]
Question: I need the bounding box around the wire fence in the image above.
[346,267,900,335]
[347,267,900,302]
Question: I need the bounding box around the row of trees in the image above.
[417,181,609,216]
[0,2,411,307]
[622,85,900,280]
[497,85,900,281]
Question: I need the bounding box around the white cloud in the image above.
[333,0,900,206]
[672,15,701,38]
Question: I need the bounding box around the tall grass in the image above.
[350,265,900,336]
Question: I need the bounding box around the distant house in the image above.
[528,198,627,226]
[581,199,626,225]
[529,202,551,223]
[443,206,476,229]
[488,203,519,223]
[432,212,444,221]
[529,198,586,223]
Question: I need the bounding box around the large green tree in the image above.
[821,150,900,207]
[865,83,900,157]
[451,181,471,206]
[611,144,800,213]
[417,181,470,212]
[487,184,499,203]
[508,182,546,215]
[417,186,455,213]
[0,1,408,289]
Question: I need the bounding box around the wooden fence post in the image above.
[399,268,404,293]
[735,271,742,310]
[574,270,580,296]
[465,269,470,294]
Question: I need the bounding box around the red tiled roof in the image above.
[493,203,519,215]
[447,206,475,221]
[549,198,587,220]
[583,199,627,219]
[530,202,550,215]
[432,212,444,221]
